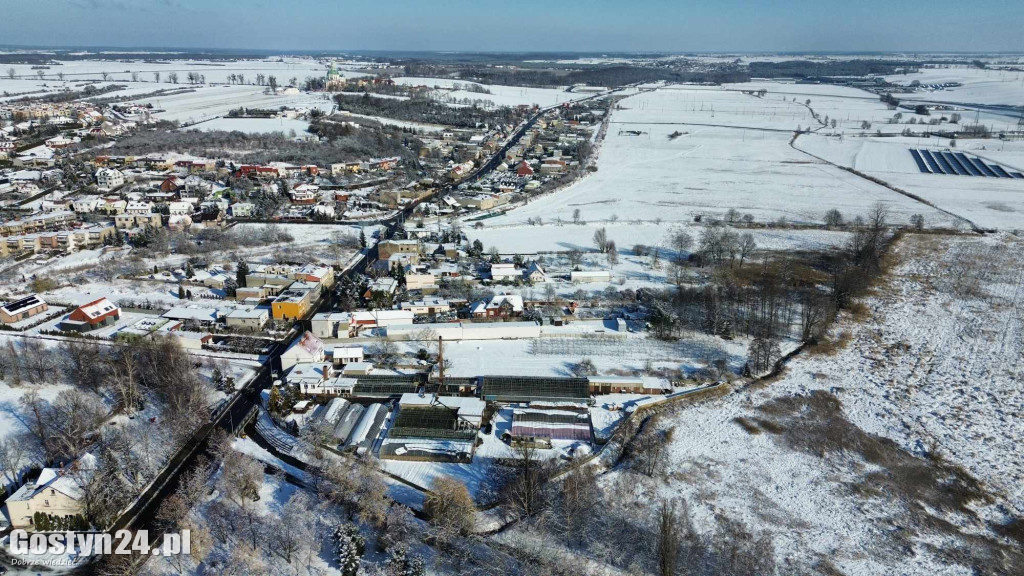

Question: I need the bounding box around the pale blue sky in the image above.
[1,0,1022,53]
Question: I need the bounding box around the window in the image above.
[44,499,50,506]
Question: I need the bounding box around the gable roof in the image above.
[75,297,118,320]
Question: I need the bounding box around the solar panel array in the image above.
[910,149,1024,179]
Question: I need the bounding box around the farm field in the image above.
[483,87,963,236]
[887,65,1024,107]
[392,76,586,108]
[795,134,1024,230]
[190,116,311,134]
[465,221,854,255]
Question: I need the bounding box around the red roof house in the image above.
[60,297,120,332]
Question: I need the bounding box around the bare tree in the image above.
[108,347,141,416]
[168,72,178,84]
[606,240,618,266]
[593,227,608,253]
[557,465,597,542]
[501,442,550,519]
[572,208,581,224]
[738,232,756,268]
[824,208,844,228]
[278,491,318,564]
[101,72,109,81]
[153,71,161,83]
[370,335,400,369]
[5,68,15,80]
[657,501,681,576]
[425,475,476,546]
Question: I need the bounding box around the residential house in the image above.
[489,262,520,283]
[228,202,255,218]
[59,297,120,332]
[225,307,269,332]
[280,331,326,370]
[96,168,125,190]
[289,183,320,205]
[4,454,95,529]
[329,345,364,366]
[271,287,316,320]
[311,312,352,339]
[377,239,420,261]
[400,297,451,316]
[524,261,546,283]
[471,294,524,319]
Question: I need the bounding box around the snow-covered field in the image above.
[795,134,1024,230]
[0,56,360,88]
[136,84,336,124]
[589,233,1024,575]
[190,116,310,135]
[466,221,854,255]
[887,65,1024,107]
[413,327,747,380]
[393,76,585,108]
[484,88,960,230]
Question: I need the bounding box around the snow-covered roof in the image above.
[76,297,118,320]
[9,453,97,503]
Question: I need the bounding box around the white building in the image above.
[280,331,326,370]
[229,202,255,218]
[95,168,125,190]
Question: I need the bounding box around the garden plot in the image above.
[485,92,958,230]
[591,233,1024,575]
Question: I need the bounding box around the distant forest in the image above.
[334,92,527,128]
[103,126,420,166]
[747,60,919,78]
[402,60,921,88]
[451,65,750,87]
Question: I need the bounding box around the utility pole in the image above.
[437,335,445,390]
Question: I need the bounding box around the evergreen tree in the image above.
[390,265,407,288]
[178,285,186,299]
[333,523,365,576]
[267,386,283,414]
[384,546,426,576]
[359,229,367,249]
[236,261,249,288]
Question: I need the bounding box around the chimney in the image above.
[323,365,330,381]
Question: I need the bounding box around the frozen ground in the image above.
[393,76,586,108]
[190,116,311,135]
[408,328,747,380]
[886,65,1024,108]
[0,56,362,88]
[481,86,962,232]
[589,233,1023,575]
[233,222,377,266]
[136,84,336,124]
[795,134,1024,231]
[466,221,854,255]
